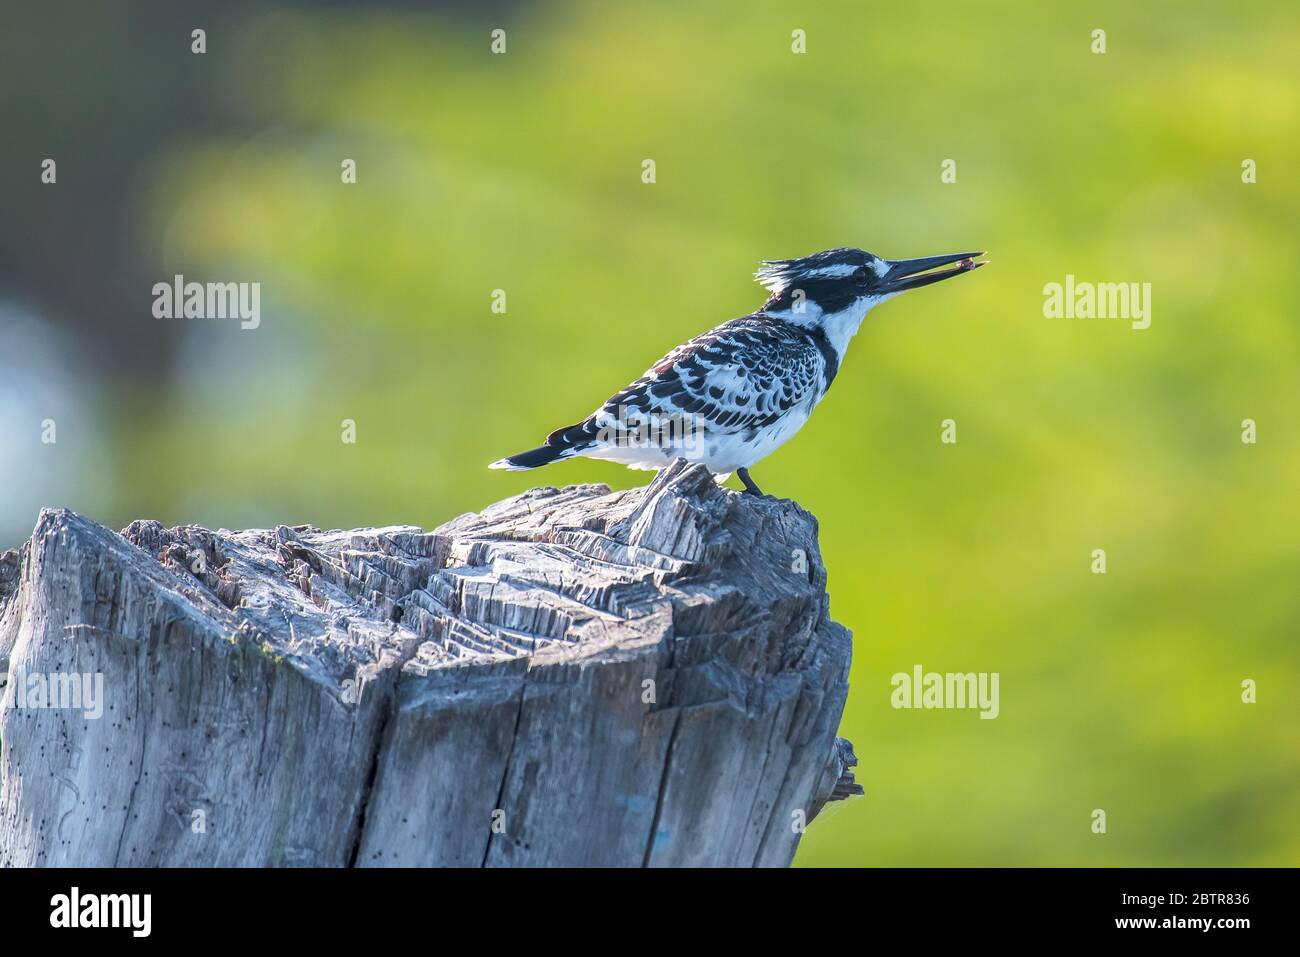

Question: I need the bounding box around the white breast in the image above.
[699,400,816,473]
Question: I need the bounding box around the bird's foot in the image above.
[736,468,764,497]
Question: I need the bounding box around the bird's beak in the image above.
[880,251,987,293]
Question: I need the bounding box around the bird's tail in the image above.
[488,421,594,471]
[488,444,575,471]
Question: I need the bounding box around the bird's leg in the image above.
[736,468,764,497]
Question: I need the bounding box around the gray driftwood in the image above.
[0,460,859,867]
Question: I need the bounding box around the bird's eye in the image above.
[853,266,871,285]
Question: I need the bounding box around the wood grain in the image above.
[0,460,859,866]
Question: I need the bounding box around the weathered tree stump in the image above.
[0,460,859,867]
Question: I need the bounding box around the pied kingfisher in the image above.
[490,247,986,495]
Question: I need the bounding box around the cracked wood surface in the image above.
[0,459,859,867]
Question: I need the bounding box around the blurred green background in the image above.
[2,0,1297,865]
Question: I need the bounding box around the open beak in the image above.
[880,251,987,293]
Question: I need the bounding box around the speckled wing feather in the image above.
[550,315,832,450]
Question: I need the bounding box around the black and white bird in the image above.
[490,247,986,495]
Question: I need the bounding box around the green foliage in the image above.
[129,0,1299,865]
